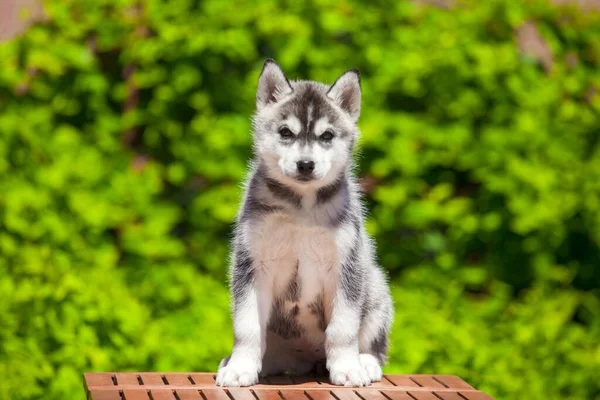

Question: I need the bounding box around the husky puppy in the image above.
[216,60,393,387]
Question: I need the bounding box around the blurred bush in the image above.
[1,0,599,399]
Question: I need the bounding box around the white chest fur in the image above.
[247,213,339,301]
[244,213,339,349]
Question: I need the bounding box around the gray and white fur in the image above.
[216,60,393,387]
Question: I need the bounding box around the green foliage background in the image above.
[1,0,600,398]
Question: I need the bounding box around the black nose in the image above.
[296,160,315,175]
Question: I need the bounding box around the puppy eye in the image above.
[278,126,294,138]
[320,130,334,142]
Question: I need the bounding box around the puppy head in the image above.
[252,59,361,188]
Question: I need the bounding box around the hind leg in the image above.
[358,291,393,382]
[219,356,231,370]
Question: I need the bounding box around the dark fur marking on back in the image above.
[360,290,382,325]
[340,244,363,303]
[231,248,254,311]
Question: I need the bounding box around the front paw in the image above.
[216,358,259,387]
[359,354,382,382]
[329,358,371,387]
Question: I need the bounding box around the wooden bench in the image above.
[84,372,494,400]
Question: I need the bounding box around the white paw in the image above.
[329,358,371,387]
[359,354,382,382]
[215,358,259,387]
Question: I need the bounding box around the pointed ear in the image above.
[257,59,293,110]
[327,69,361,122]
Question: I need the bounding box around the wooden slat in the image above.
[139,373,166,386]
[330,389,359,400]
[189,373,216,385]
[432,376,473,390]
[253,389,283,400]
[175,389,204,400]
[86,373,116,387]
[434,392,464,400]
[149,390,177,400]
[409,376,445,389]
[304,390,335,400]
[290,376,323,387]
[355,389,387,399]
[117,373,141,386]
[122,389,150,400]
[202,389,231,400]
[83,372,492,400]
[406,392,439,400]
[314,376,334,387]
[228,388,259,400]
[280,389,309,400]
[380,392,414,400]
[268,375,294,385]
[383,375,420,388]
[250,382,278,389]
[369,377,395,389]
[460,392,494,400]
[89,389,122,400]
[164,374,192,386]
